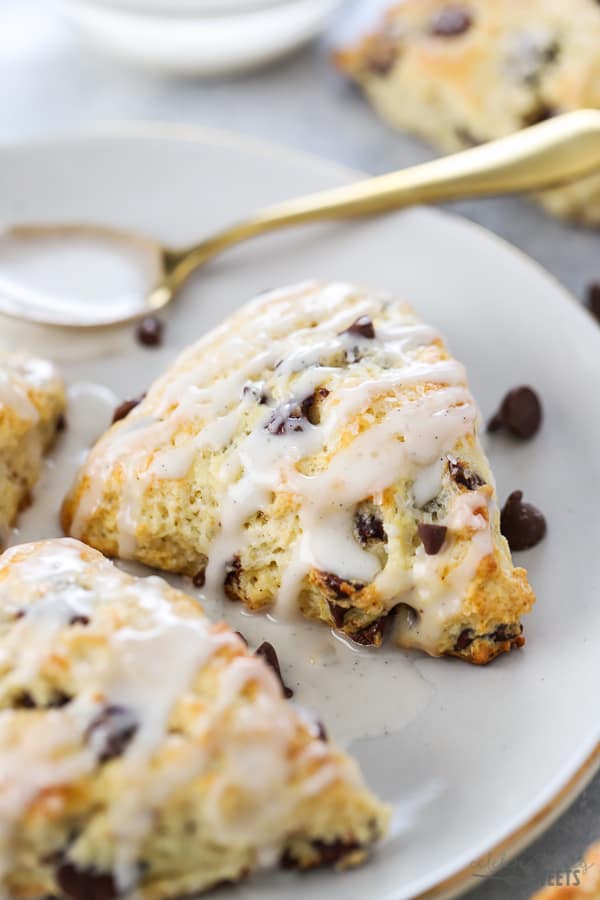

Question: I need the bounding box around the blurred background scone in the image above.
[62,281,535,665]
[0,354,65,547]
[0,538,388,899]
[334,0,600,225]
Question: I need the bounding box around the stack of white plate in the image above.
[59,0,343,75]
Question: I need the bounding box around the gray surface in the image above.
[2,2,599,898]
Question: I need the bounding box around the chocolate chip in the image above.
[300,388,330,426]
[342,316,376,340]
[13,692,36,709]
[192,569,206,588]
[447,456,485,490]
[328,600,347,629]
[430,6,472,37]
[586,282,600,323]
[540,42,559,65]
[454,126,482,147]
[112,394,145,424]
[56,413,67,432]
[255,642,293,698]
[14,691,71,709]
[318,571,365,599]
[315,720,328,742]
[454,623,524,652]
[417,523,447,555]
[310,840,361,867]
[455,126,481,147]
[454,628,475,651]
[265,400,306,436]
[86,705,138,763]
[243,382,269,404]
[56,862,119,900]
[223,555,242,599]
[18,490,33,513]
[135,316,164,348]
[45,693,71,708]
[488,386,542,439]
[365,36,398,76]
[314,839,360,866]
[280,849,299,870]
[490,623,523,643]
[69,615,90,626]
[523,104,557,126]
[500,490,546,551]
[265,390,329,433]
[355,511,386,545]
[280,839,360,870]
[352,615,389,647]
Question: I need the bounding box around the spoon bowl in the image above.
[0,223,166,327]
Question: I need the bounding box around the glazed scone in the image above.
[0,538,388,900]
[0,354,66,545]
[334,0,600,225]
[62,281,536,665]
[530,841,600,898]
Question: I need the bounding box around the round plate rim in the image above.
[1,120,599,899]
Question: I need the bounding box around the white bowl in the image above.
[95,0,296,12]
[60,0,342,75]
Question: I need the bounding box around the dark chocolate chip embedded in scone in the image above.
[333,0,600,226]
[62,281,536,665]
[0,538,388,899]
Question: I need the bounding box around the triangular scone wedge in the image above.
[62,282,535,664]
[0,538,388,900]
[0,354,65,547]
[333,0,600,226]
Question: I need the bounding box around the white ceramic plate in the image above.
[1,126,599,900]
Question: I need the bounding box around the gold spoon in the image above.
[2,108,600,328]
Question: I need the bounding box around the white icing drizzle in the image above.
[68,282,489,645]
[396,492,495,649]
[0,354,60,424]
[0,712,94,885]
[13,382,119,548]
[0,539,361,892]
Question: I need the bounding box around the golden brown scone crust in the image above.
[0,538,388,899]
[334,0,600,225]
[62,282,535,664]
[0,354,66,544]
[531,841,600,898]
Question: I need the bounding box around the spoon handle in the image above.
[164,109,600,293]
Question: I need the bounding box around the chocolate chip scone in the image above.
[334,0,600,225]
[0,354,66,546]
[530,841,600,898]
[62,281,535,664]
[0,538,388,899]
